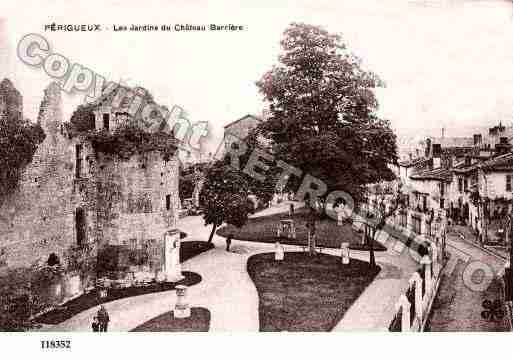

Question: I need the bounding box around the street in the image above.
[426,230,508,331]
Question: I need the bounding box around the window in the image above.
[439,183,445,197]
[400,212,407,227]
[75,207,86,246]
[507,175,512,192]
[464,179,468,192]
[166,195,171,210]
[103,113,110,131]
[75,144,83,178]
[412,215,421,234]
[88,113,96,129]
[458,178,463,193]
[470,174,477,189]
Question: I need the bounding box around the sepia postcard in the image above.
[0,0,512,357]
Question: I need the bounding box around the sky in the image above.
[1,0,513,154]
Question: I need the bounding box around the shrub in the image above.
[0,115,45,204]
[0,268,47,331]
[47,253,60,267]
[86,126,178,161]
[65,244,95,276]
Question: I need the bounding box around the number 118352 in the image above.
[41,340,71,349]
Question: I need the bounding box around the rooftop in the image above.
[223,114,263,129]
[429,136,474,148]
[479,152,513,172]
[397,157,431,168]
[410,167,452,182]
[452,160,480,174]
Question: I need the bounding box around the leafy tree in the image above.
[199,161,252,243]
[0,79,45,204]
[256,23,397,206]
[179,173,195,201]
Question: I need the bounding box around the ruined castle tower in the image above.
[0,82,180,287]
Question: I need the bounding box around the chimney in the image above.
[442,127,445,138]
[433,157,441,169]
[432,143,442,158]
[474,134,482,146]
[432,143,442,169]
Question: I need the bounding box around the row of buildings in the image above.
[393,124,513,245]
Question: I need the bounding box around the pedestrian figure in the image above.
[289,203,294,217]
[91,316,99,332]
[97,305,110,332]
[226,235,232,252]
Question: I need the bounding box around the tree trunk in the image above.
[208,224,217,244]
[368,226,376,267]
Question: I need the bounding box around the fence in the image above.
[499,262,513,330]
[388,245,443,332]
[504,264,511,302]
[388,307,402,332]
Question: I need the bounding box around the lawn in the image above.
[217,208,386,251]
[131,307,210,332]
[180,241,215,262]
[247,251,381,331]
[36,241,213,325]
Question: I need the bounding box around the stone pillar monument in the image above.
[164,229,184,282]
[341,242,350,264]
[274,242,284,261]
[174,285,191,318]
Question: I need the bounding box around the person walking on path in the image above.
[91,316,99,332]
[97,305,110,332]
[226,235,232,252]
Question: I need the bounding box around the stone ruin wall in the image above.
[0,83,89,270]
[0,82,180,275]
